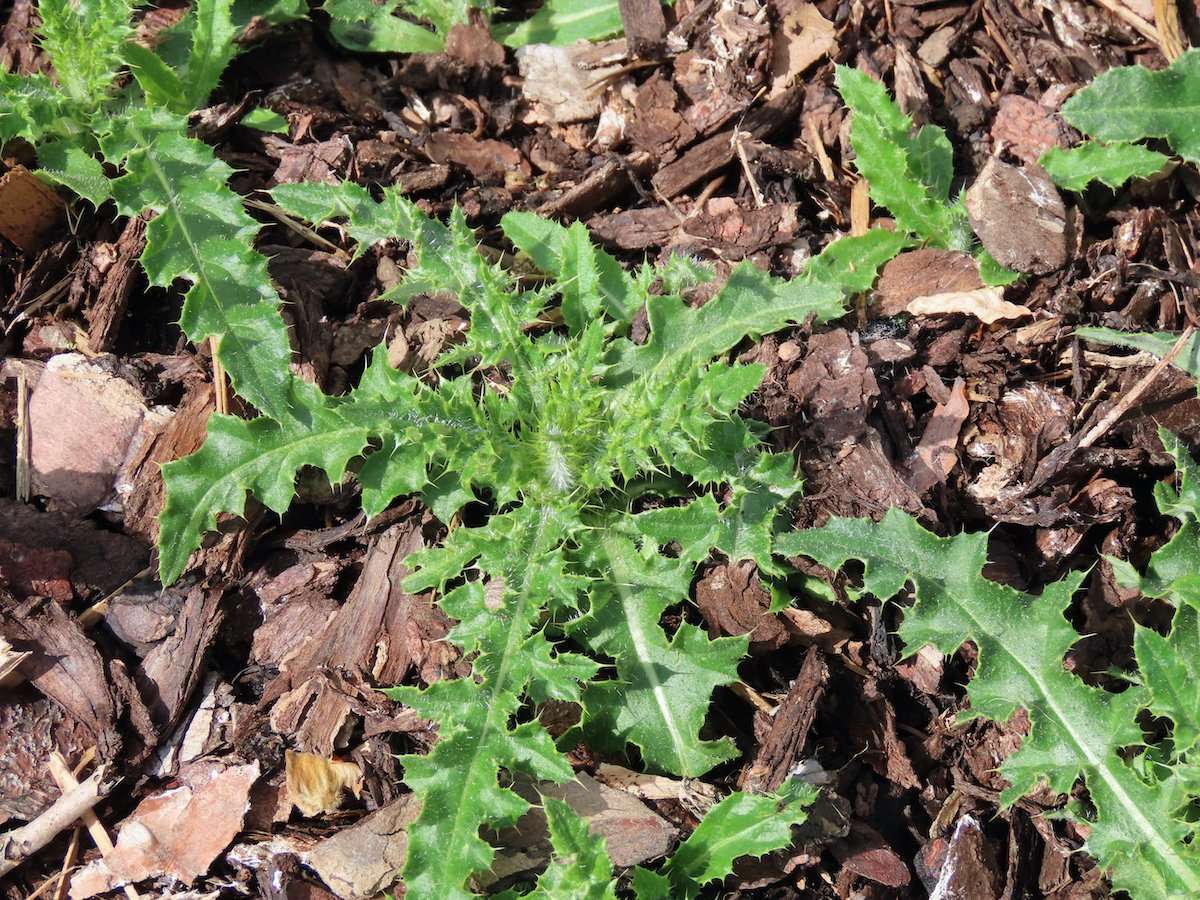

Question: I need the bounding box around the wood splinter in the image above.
[47,752,143,900]
[0,767,110,878]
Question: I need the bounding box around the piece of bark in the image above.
[0,693,93,824]
[991,95,1069,166]
[135,585,224,732]
[0,165,63,254]
[0,596,123,760]
[874,249,984,317]
[263,524,455,755]
[538,155,651,219]
[76,215,148,353]
[695,560,789,652]
[921,815,1000,899]
[70,759,259,898]
[619,0,667,57]
[904,377,969,494]
[652,87,804,198]
[738,646,828,792]
[426,133,530,184]
[305,796,419,899]
[120,383,214,541]
[832,822,911,888]
[444,22,505,68]
[964,157,1071,274]
[0,767,111,878]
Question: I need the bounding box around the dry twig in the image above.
[0,767,110,878]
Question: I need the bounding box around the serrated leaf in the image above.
[524,797,618,900]
[835,66,969,248]
[605,261,843,386]
[325,0,447,53]
[494,0,622,48]
[35,0,133,108]
[103,110,305,425]
[630,867,671,899]
[801,228,910,294]
[123,42,187,109]
[976,249,1021,286]
[1136,606,1200,754]
[0,72,69,144]
[179,0,240,110]
[778,509,1200,899]
[1075,327,1200,382]
[1062,49,1200,163]
[570,533,746,776]
[635,452,801,575]
[158,410,371,584]
[387,504,586,899]
[1040,142,1170,191]
[502,210,640,327]
[240,107,290,133]
[660,784,814,898]
[36,140,110,205]
[1111,428,1200,610]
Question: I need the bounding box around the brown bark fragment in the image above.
[738,646,828,792]
[651,87,803,198]
[619,0,667,58]
[0,166,63,254]
[263,524,457,755]
[0,596,123,760]
[136,585,224,732]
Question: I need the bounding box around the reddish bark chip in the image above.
[991,95,1069,165]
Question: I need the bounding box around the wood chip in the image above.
[964,158,1071,274]
[907,287,1032,324]
[0,165,63,254]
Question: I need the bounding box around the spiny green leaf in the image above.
[494,0,622,48]
[35,0,133,108]
[569,533,746,776]
[36,140,110,205]
[634,452,801,575]
[1111,428,1200,610]
[1075,327,1200,382]
[179,0,240,110]
[1155,428,1200,521]
[660,783,815,898]
[158,410,371,584]
[1040,142,1170,191]
[1136,606,1200,754]
[0,72,71,144]
[778,509,1200,899]
[325,0,447,53]
[240,107,290,133]
[324,0,490,54]
[976,249,1021,286]
[501,210,640,327]
[523,797,618,900]
[387,504,586,900]
[605,261,842,385]
[103,110,305,425]
[835,66,969,249]
[1062,49,1200,163]
[800,228,910,295]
